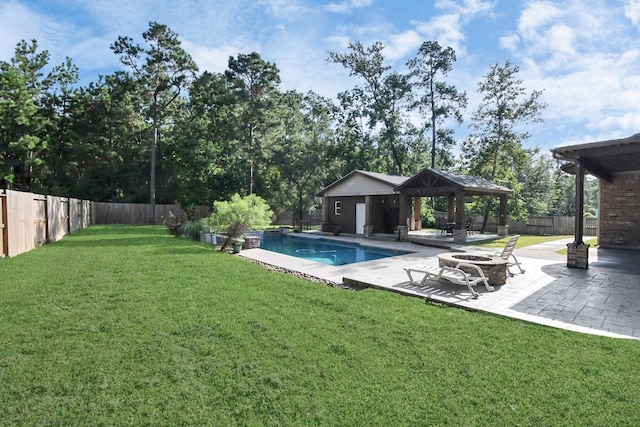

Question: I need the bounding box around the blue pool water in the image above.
[260,234,411,266]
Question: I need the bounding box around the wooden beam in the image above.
[579,158,613,182]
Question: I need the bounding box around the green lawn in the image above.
[1,225,638,426]
[467,234,573,249]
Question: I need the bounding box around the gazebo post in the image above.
[453,191,466,244]
[447,195,455,223]
[497,194,508,236]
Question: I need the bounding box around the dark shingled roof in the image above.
[394,168,512,197]
[551,133,640,181]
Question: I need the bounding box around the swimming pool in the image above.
[260,234,411,266]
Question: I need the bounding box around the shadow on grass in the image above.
[51,225,183,248]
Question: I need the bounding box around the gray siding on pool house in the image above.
[318,170,411,236]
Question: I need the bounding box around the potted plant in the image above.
[208,194,273,253]
[232,238,244,253]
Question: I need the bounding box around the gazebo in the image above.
[395,168,513,244]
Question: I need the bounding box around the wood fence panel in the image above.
[92,202,208,225]
[61,198,70,235]
[34,197,47,246]
[0,190,6,257]
[554,216,574,235]
[584,217,599,236]
[69,198,82,232]
[193,205,210,220]
[47,195,67,242]
[92,202,152,224]
[82,200,92,227]
[6,190,47,257]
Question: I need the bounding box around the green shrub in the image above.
[209,194,273,249]
[179,219,207,240]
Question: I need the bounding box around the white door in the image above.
[355,203,366,235]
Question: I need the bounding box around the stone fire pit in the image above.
[438,252,508,286]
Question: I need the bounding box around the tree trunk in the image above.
[149,117,157,224]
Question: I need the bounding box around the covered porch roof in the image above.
[550,133,640,181]
[394,168,513,197]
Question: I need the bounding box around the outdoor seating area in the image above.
[435,216,477,237]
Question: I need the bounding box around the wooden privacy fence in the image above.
[0,191,209,258]
[0,189,91,258]
[436,213,599,236]
[92,202,209,225]
[507,216,599,236]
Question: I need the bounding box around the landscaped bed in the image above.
[1,225,638,425]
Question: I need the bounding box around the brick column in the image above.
[397,225,409,242]
[567,242,589,269]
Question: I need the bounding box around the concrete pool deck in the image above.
[238,232,640,340]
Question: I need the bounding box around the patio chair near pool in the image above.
[489,235,525,276]
[404,262,494,298]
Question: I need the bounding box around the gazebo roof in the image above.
[551,133,640,181]
[394,168,513,197]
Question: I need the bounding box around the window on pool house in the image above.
[334,201,341,215]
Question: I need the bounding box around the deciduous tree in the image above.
[328,41,416,175]
[266,90,339,225]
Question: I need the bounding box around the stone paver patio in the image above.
[239,232,640,339]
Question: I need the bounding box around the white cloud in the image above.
[499,34,520,51]
[435,0,495,15]
[499,0,640,140]
[625,0,640,26]
[385,30,423,60]
[517,1,563,39]
[0,1,54,59]
[324,0,373,14]
[416,14,465,53]
[258,0,311,19]
[413,0,495,54]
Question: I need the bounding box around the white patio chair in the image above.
[490,235,525,276]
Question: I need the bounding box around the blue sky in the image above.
[2,0,640,153]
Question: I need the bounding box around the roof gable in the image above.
[317,170,409,197]
[395,168,513,196]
